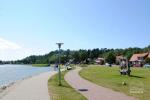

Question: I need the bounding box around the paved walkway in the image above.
[0,71,56,100]
[65,67,137,100]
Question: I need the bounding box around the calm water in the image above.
[0,65,52,87]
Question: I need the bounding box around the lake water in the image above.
[0,65,53,87]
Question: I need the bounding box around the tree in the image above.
[49,55,58,64]
[105,52,116,64]
[11,44,150,65]
[79,50,88,62]
[125,51,133,60]
[92,48,100,58]
[72,51,80,63]
[64,49,71,62]
[0,60,2,64]
[145,58,150,64]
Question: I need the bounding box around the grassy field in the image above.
[79,65,150,100]
[48,71,87,100]
[32,64,49,67]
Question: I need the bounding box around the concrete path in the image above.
[65,67,137,100]
[0,71,56,100]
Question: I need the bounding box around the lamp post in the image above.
[56,43,64,86]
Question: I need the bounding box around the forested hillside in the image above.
[2,45,150,64]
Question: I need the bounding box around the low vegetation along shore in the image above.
[79,65,150,100]
[32,64,49,67]
[48,71,86,100]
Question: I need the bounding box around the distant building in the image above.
[95,58,104,65]
[130,53,150,67]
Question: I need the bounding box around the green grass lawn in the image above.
[79,65,150,100]
[32,64,49,67]
[48,71,87,100]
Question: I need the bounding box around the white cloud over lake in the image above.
[0,38,21,50]
[0,38,51,61]
[0,38,23,60]
[0,48,33,61]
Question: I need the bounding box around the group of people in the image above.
[54,62,72,71]
[120,59,131,76]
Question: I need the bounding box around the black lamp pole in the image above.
[56,43,63,86]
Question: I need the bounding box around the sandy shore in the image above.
[0,71,56,100]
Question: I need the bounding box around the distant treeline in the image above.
[1,45,150,65]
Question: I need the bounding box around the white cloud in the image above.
[0,38,21,50]
[0,48,33,61]
[0,38,52,60]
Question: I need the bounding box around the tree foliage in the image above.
[105,52,116,64]
[145,58,150,64]
[2,45,150,64]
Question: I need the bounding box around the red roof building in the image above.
[95,58,104,65]
[130,53,149,67]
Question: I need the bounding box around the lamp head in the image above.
[56,43,64,48]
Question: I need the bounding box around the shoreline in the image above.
[0,70,57,99]
[0,79,21,99]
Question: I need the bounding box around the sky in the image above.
[0,0,150,60]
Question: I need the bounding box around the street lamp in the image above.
[56,43,64,86]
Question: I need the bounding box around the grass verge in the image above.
[32,64,49,67]
[48,71,87,100]
[79,65,150,100]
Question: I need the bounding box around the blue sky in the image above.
[0,0,150,60]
